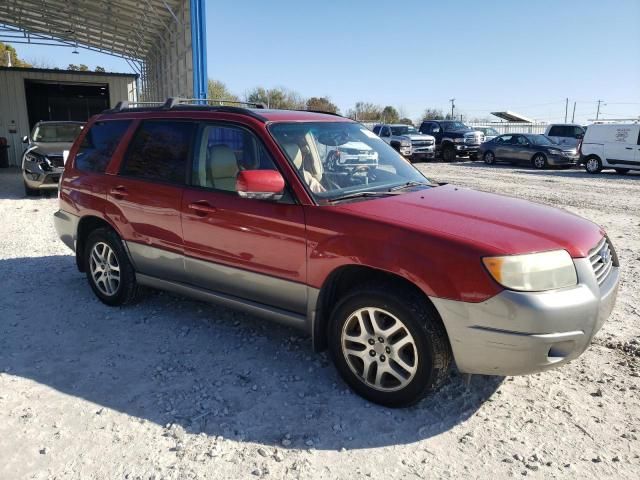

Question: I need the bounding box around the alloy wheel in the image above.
[586,158,599,173]
[484,152,494,164]
[341,307,418,392]
[533,155,546,169]
[89,242,121,296]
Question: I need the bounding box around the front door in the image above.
[181,123,308,314]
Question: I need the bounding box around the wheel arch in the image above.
[75,215,122,272]
[311,264,446,352]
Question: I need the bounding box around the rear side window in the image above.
[75,120,131,172]
[121,120,196,184]
[548,126,565,137]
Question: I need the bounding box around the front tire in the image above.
[584,155,602,174]
[84,227,139,306]
[329,284,451,407]
[532,153,548,169]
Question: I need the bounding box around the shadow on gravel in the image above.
[1,255,502,451]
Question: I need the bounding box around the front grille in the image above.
[589,237,615,285]
[464,135,483,145]
[412,140,434,147]
[47,155,65,167]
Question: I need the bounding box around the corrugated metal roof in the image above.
[490,111,535,123]
[0,0,183,61]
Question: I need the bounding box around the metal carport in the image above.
[0,0,208,102]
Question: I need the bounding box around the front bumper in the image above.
[23,166,64,189]
[431,257,619,376]
[547,154,579,166]
[454,144,480,154]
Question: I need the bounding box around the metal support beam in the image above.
[190,0,207,102]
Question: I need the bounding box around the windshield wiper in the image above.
[389,181,434,191]
[325,190,402,203]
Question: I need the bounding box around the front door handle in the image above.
[625,147,633,150]
[110,186,128,199]
[188,201,217,216]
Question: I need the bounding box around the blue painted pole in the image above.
[190,0,208,102]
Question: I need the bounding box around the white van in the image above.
[580,123,640,174]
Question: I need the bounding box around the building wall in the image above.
[0,68,137,166]
[143,0,193,101]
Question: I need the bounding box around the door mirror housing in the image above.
[236,170,285,201]
[22,136,29,143]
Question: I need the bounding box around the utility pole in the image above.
[449,98,455,119]
[571,102,576,123]
[596,100,602,120]
[564,98,568,123]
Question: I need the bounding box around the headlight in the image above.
[548,149,562,155]
[454,138,465,143]
[482,250,577,291]
[400,139,411,147]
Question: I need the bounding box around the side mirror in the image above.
[576,133,584,139]
[22,136,29,143]
[236,170,285,201]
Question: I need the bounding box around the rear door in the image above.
[105,119,196,282]
[512,135,534,163]
[604,125,640,167]
[180,122,307,314]
[493,135,513,160]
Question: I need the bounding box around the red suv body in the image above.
[55,101,619,406]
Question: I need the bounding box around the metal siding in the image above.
[0,69,137,166]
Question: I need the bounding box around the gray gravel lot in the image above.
[1,163,639,479]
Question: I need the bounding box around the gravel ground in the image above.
[1,163,639,479]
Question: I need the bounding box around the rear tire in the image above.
[84,227,139,306]
[483,151,495,165]
[442,144,456,162]
[615,168,630,175]
[329,283,451,407]
[584,156,602,174]
[532,153,548,169]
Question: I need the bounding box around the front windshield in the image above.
[390,125,418,135]
[32,123,83,143]
[443,121,468,131]
[269,122,430,203]
[529,134,555,146]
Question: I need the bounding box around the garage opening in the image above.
[24,80,110,130]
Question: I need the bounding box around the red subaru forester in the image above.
[54,99,619,406]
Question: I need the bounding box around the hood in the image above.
[29,142,73,156]
[401,134,435,141]
[336,185,603,258]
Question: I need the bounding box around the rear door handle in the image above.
[625,147,633,150]
[110,186,128,199]
[187,201,217,216]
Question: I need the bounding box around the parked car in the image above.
[544,123,585,147]
[475,126,499,142]
[479,133,579,169]
[372,123,435,162]
[418,120,484,161]
[55,100,619,407]
[21,121,84,196]
[580,123,640,174]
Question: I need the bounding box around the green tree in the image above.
[67,64,79,71]
[246,87,305,109]
[207,79,239,103]
[381,106,399,123]
[422,108,445,120]
[346,102,382,121]
[306,96,339,114]
[398,118,414,125]
[78,64,89,71]
[95,66,106,73]
[0,42,31,67]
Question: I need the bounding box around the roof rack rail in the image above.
[101,97,269,122]
[303,109,344,117]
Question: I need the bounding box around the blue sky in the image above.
[8,0,640,123]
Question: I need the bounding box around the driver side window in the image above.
[191,124,278,193]
[380,126,390,137]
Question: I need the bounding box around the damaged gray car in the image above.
[22,121,84,196]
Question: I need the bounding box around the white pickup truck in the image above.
[373,123,436,162]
